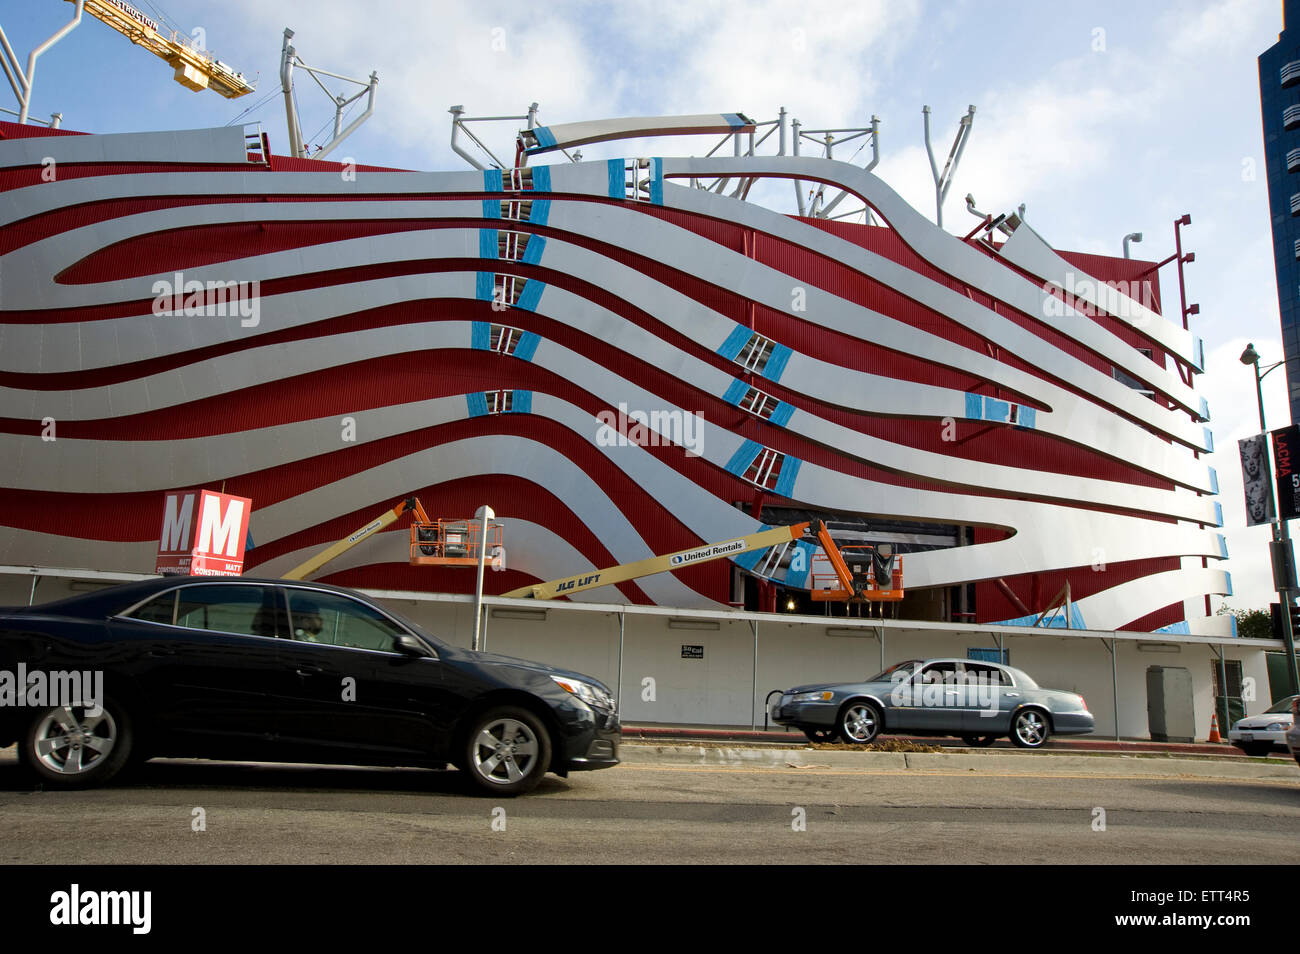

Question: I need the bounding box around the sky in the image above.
[3,0,1293,615]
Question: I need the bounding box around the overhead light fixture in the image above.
[668,618,720,630]
[826,626,873,638]
[1136,641,1180,653]
[490,608,547,621]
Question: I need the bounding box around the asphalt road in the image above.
[1,744,1297,864]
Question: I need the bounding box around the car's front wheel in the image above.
[837,702,882,744]
[462,707,552,796]
[1237,742,1272,757]
[19,700,133,788]
[1009,708,1050,749]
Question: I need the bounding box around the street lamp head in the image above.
[1241,343,1261,366]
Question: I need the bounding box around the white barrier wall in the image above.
[346,589,1277,739]
[0,572,1278,740]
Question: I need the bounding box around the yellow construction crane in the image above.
[67,0,254,98]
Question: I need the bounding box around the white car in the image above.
[1228,695,1298,756]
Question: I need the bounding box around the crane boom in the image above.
[501,523,811,600]
[283,497,426,581]
[68,0,254,98]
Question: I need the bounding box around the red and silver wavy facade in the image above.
[0,122,1230,634]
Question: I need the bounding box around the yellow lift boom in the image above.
[69,0,254,98]
[283,497,426,581]
[502,523,811,600]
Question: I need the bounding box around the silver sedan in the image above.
[771,658,1095,748]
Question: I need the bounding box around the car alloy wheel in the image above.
[1010,709,1049,749]
[838,702,882,744]
[21,701,133,788]
[463,707,552,796]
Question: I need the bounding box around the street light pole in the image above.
[472,504,495,653]
[1241,343,1300,696]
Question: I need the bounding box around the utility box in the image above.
[1146,666,1195,742]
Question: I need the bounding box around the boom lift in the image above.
[282,497,503,581]
[281,506,901,609]
[809,520,904,602]
[502,523,810,600]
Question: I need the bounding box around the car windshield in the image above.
[1264,695,1298,714]
[865,660,922,683]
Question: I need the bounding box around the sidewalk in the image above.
[619,722,1270,757]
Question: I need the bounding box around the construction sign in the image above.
[156,489,252,576]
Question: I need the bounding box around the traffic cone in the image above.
[1208,710,1222,743]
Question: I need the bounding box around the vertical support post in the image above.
[1105,638,1120,741]
[791,118,806,216]
[1216,645,1228,740]
[279,28,304,159]
[777,106,787,156]
[750,618,759,731]
[923,104,976,229]
[1173,214,1191,331]
[28,574,39,606]
[15,0,82,125]
[472,504,494,652]
[876,626,885,672]
[616,610,625,709]
[448,105,484,170]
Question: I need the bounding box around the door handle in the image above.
[147,648,178,657]
[295,665,323,676]
[1005,692,1019,697]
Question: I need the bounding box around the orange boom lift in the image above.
[808,520,904,603]
[282,497,503,581]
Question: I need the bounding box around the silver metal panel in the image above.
[0,126,252,168]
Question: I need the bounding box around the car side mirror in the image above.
[394,635,434,658]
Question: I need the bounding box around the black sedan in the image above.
[0,576,620,795]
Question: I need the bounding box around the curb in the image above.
[618,744,1300,779]
[618,725,1258,757]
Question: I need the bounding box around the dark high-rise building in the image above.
[1260,0,1300,423]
